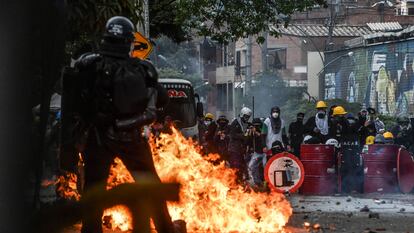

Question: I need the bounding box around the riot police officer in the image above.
[62,16,175,233]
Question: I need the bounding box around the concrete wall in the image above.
[307,51,324,100]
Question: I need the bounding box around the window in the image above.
[216,83,233,111]
[267,48,287,70]
[235,51,241,75]
[223,45,228,66]
[217,84,227,111]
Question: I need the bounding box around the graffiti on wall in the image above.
[324,40,414,115]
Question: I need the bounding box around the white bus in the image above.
[158,78,204,140]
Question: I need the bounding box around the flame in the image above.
[56,172,81,201]
[103,157,135,231]
[56,128,292,232]
[151,128,292,232]
[102,205,133,232]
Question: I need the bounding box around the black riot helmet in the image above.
[104,16,135,44]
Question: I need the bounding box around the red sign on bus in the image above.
[168,89,188,98]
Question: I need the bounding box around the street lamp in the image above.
[316,51,353,77]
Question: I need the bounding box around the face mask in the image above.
[317,112,326,119]
[272,112,279,118]
[297,117,303,122]
[205,120,211,126]
[242,115,250,122]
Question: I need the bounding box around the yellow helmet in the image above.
[205,113,214,120]
[383,131,394,139]
[366,136,375,145]
[332,106,347,116]
[316,101,328,109]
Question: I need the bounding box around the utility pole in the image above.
[326,0,337,51]
[144,0,149,37]
[261,31,268,73]
[137,0,149,37]
[245,36,252,96]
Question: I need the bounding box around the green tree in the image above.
[65,0,188,60]
[176,0,327,43]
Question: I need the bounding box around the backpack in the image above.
[94,57,149,115]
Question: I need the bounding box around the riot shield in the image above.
[59,66,82,172]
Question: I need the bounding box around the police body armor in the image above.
[60,53,159,171]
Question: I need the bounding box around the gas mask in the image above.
[272,112,279,118]
[317,111,326,119]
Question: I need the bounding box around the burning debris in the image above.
[53,128,292,232]
[151,128,292,232]
[56,172,81,201]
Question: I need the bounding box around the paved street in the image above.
[60,194,414,233]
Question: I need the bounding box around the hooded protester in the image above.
[262,106,289,151]
[359,107,385,145]
[228,107,252,183]
[288,112,305,158]
[214,115,230,161]
[391,115,414,152]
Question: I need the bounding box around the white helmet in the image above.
[303,135,313,143]
[325,138,339,148]
[240,107,252,117]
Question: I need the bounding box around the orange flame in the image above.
[57,128,292,232]
[151,128,292,232]
[103,157,135,231]
[56,172,81,201]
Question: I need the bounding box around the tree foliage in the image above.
[65,0,187,59]
[67,0,327,49]
[176,0,327,43]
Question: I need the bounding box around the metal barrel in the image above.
[362,144,399,193]
[299,144,337,195]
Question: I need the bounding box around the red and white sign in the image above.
[264,152,305,193]
[168,89,188,98]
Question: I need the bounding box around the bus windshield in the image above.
[160,82,197,128]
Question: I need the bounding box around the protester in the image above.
[246,118,267,186]
[288,112,305,158]
[214,115,230,161]
[391,116,414,151]
[304,101,330,143]
[262,106,289,152]
[203,113,218,154]
[330,106,363,193]
[383,131,395,145]
[228,107,252,183]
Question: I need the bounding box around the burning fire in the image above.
[103,157,135,231]
[151,128,292,232]
[54,128,292,232]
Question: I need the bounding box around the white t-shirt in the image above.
[263,117,285,149]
